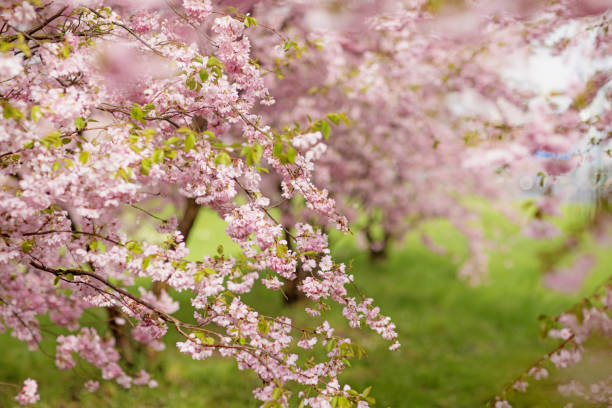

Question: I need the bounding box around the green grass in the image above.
[1,209,608,407]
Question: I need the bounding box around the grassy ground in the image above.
[1,208,609,407]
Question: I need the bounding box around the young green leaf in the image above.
[215,151,231,166]
[75,117,86,131]
[79,151,90,164]
[320,119,331,139]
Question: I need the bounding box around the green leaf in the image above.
[30,105,43,122]
[206,56,224,69]
[126,241,143,254]
[194,270,205,283]
[199,69,209,82]
[210,67,222,82]
[250,143,264,164]
[244,16,258,27]
[320,119,331,139]
[337,396,352,408]
[90,239,106,252]
[184,132,196,151]
[575,306,585,324]
[21,240,34,253]
[166,136,182,145]
[271,388,282,400]
[276,244,288,257]
[273,142,283,158]
[283,40,298,52]
[130,105,145,124]
[176,127,195,136]
[52,161,61,171]
[43,131,62,148]
[287,146,296,164]
[203,267,216,275]
[75,117,86,131]
[215,151,231,166]
[59,44,70,59]
[79,151,90,165]
[142,257,151,270]
[326,338,336,352]
[140,157,152,175]
[152,148,164,164]
[2,101,24,121]
[327,112,347,125]
[257,318,270,335]
[142,128,157,139]
[245,149,254,166]
[243,144,264,166]
[115,167,130,182]
[206,57,224,82]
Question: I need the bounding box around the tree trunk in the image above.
[365,227,391,262]
[153,197,199,296]
[282,228,306,304]
[107,306,134,365]
[276,185,307,304]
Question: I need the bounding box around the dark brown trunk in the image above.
[368,245,388,261]
[365,227,391,262]
[153,197,199,296]
[178,197,200,239]
[275,184,307,304]
[107,306,134,365]
[282,228,306,304]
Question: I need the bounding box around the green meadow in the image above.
[1,206,609,407]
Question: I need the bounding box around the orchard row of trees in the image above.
[1,0,611,407]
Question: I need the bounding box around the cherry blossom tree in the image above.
[229,0,540,285]
[0,1,398,406]
[244,0,612,282]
